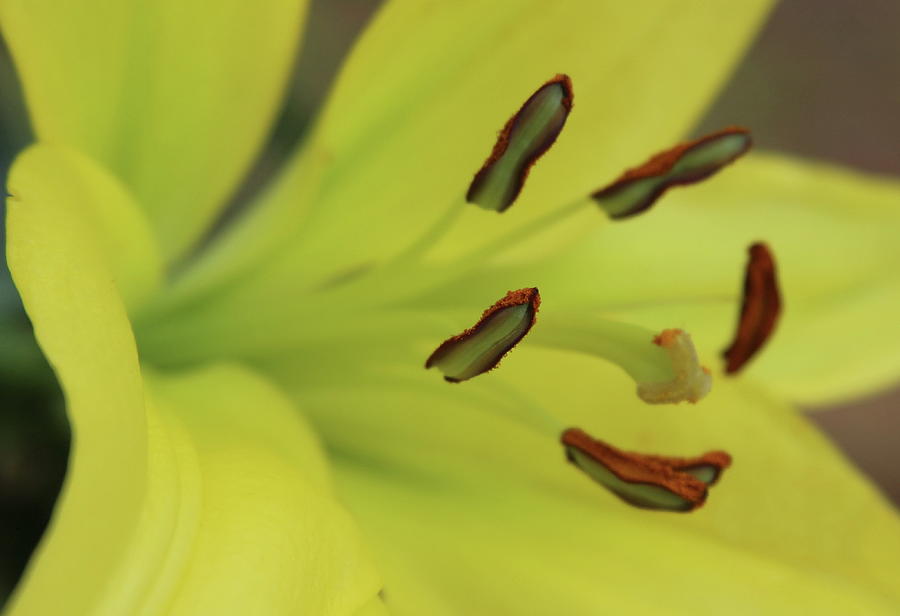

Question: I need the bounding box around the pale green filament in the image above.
[529,315,673,384]
[461,195,592,267]
[477,378,565,436]
[395,196,467,263]
[529,315,711,404]
[307,194,591,310]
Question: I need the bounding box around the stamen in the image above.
[637,329,712,404]
[561,428,731,512]
[531,317,711,405]
[426,288,540,382]
[722,242,782,374]
[592,127,751,219]
[467,75,574,212]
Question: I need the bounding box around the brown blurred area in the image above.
[701,0,900,176]
[0,0,898,605]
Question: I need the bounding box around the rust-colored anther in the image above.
[561,428,732,512]
[591,127,752,219]
[722,242,782,374]
[426,288,541,382]
[467,75,574,212]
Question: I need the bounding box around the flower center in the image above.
[422,287,723,511]
[413,76,780,513]
[132,75,784,514]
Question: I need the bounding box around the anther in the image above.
[592,127,751,219]
[561,428,731,512]
[426,288,540,382]
[467,75,573,212]
[722,242,782,374]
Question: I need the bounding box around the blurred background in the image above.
[0,0,898,606]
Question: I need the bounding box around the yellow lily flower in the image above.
[2,1,899,614]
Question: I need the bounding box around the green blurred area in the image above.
[0,0,898,606]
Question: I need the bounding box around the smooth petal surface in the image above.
[283,350,900,614]
[6,146,149,614]
[5,148,382,615]
[156,0,773,314]
[0,0,310,261]
[127,364,383,616]
[8,144,162,313]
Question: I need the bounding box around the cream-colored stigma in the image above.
[637,329,712,404]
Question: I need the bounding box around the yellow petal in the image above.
[0,0,310,261]
[6,143,149,615]
[129,364,383,616]
[7,144,162,313]
[5,148,381,615]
